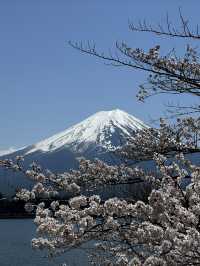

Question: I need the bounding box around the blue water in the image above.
[0,219,89,266]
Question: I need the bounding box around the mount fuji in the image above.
[0,109,147,195]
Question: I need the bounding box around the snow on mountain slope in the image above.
[25,109,147,154]
[0,147,17,156]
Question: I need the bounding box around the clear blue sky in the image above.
[0,0,199,150]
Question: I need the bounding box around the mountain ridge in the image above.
[3,109,147,156]
[0,109,148,195]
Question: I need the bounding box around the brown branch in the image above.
[129,9,200,40]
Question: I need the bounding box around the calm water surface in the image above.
[0,219,89,266]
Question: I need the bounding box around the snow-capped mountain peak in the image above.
[26,109,147,154]
[0,109,148,196]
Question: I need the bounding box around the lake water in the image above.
[0,219,89,266]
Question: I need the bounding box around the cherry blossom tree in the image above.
[69,10,200,115]
[1,11,200,266]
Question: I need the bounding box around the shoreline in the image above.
[0,213,34,219]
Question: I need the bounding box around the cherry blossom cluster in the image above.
[20,152,200,266]
[119,117,200,163]
[116,43,200,102]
